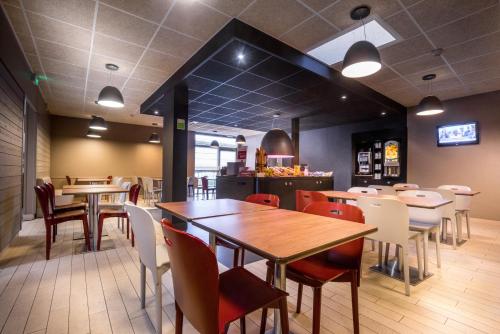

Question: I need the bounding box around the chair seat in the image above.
[218,267,287,331]
[410,221,439,232]
[55,202,86,212]
[53,209,86,221]
[156,244,170,272]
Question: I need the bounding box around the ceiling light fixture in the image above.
[97,64,124,108]
[237,52,245,61]
[154,109,159,115]
[236,135,246,145]
[341,94,347,100]
[341,6,382,78]
[89,115,108,131]
[417,74,444,116]
[210,140,220,148]
[261,113,294,158]
[148,133,160,143]
[86,129,102,138]
[381,111,387,116]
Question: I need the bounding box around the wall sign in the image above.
[176,118,185,130]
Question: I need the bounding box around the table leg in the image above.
[87,194,94,236]
[273,262,287,334]
[209,233,216,252]
[90,193,99,250]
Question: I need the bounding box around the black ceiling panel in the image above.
[222,100,253,110]
[184,76,220,92]
[226,72,272,91]
[236,92,274,104]
[189,101,215,111]
[193,60,242,82]
[196,93,230,106]
[188,89,203,100]
[212,40,270,70]
[249,57,302,81]
[209,84,247,99]
[255,82,297,99]
[210,106,237,116]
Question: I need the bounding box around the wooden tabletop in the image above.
[75,177,109,183]
[394,187,480,196]
[192,209,377,263]
[155,198,277,221]
[318,191,452,209]
[62,184,127,195]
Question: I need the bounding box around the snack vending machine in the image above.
[356,150,372,175]
[383,140,400,177]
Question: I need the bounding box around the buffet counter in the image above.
[216,175,334,210]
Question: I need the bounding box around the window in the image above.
[194,134,236,180]
[220,150,236,168]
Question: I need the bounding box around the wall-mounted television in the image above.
[437,121,479,147]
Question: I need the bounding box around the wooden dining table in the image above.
[393,186,480,196]
[318,190,452,208]
[75,177,109,185]
[63,184,128,250]
[192,208,377,334]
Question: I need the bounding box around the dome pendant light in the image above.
[260,113,294,158]
[97,64,124,108]
[341,6,382,78]
[235,135,246,145]
[417,74,444,116]
[86,129,102,138]
[148,133,160,143]
[210,140,219,148]
[89,115,108,131]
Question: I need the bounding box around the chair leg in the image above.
[350,270,360,334]
[240,249,245,267]
[140,262,146,309]
[260,265,274,334]
[312,287,322,334]
[82,216,91,251]
[155,273,162,334]
[435,227,442,268]
[175,302,183,334]
[131,230,135,247]
[97,215,105,251]
[456,212,463,242]
[296,283,303,313]
[466,211,471,239]
[279,297,289,334]
[126,218,130,239]
[451,217,457,249]
[45,225,52,260]
[378,241,383,266]
[415,236,423,280]
[371,239,375,251]
[240,317,246,334]
[384,243,390,265]
[402,246,410,296]
[52,225,57,243]
[233,248,240,268]
[422,230,429,276]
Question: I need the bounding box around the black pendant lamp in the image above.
[148,133,160,143]
[341,6,382,78]
[260,114,294,158]
[89,115,108,131]
[97,64,124,108]
[86,129,101,138]
[235,135,246,145]
[417,74,444,116]
[210,140,219,148]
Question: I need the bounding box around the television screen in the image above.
[437,122,479,146]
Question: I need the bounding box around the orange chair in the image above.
[295,190,328,212]
[245,193,280,207]
[261,201,365,334]
[161,219,289,334]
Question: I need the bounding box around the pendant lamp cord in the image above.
[362,18,366,40]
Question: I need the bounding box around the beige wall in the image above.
[407,90,500,220]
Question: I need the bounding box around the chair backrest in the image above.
[201,176,208,189]
[142,177,153,193]
[44,182,56,213]
[124,204,158,271]
[295,190,328,212]
[112,176,123,186]
[358,197,410,247]
[65,176,72,185]
[34,185,52,220]
[116,182,131,203]
[348,187,378,194]
[303,202,365,267]
[161,221,220,334]
[398,190,443,224]
[107,175,112,184]
[129,184,141,205]
[131,176,138,185]
[368,185,396,195]
[428,188,456,219]
[245,193,280,207]
[394,183,419,190]
[438,185,472,211]
[41,176,52,184]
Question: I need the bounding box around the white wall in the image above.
[244,134,264,169]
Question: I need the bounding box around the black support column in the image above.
[292,117,300,165]
[161,85,188,207]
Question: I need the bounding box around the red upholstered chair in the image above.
[295,190,328,212]
[65,175,72,185]
[261,201,365,334]
[160,220,289,334]
[45,182,86,213]
[96,184,141,250]
[201,176,215,199]
[35,185,90,259]
[245,193,280,207]
[106,175,113,184]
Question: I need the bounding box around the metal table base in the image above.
[370,259,433,285]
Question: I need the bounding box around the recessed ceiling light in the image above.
[307,19,395,66]
[153,110,159,115]
[273,113,280,118]
[237,53,245,61]
[381,111,387,116]
[191,121,199,124]
[341,95,347,100]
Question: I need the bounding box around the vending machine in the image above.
[356,150,372,175]
[383,140,400,177]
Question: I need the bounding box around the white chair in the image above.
[100,182,131,232]
[394,183,419,190]
[142,177,162,206]
[358,197,423,296]
[398,190,442,275]
[430,188,459,249]
[125,203,170,334]
[368,185,397,195]
[347,187,378,205]
[438,185,473,239]
[111,176,124,187]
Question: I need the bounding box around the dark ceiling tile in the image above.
[184,75,220,92]
[210,106,237,115]
[256,82,297,98]
[195,111,223,119]
[222,100,253,110]
[189,90,203,100]
[210,84,248,99]
[217,115,243,123]
[226,72,273,90]
[236,92,274,104]
[196,93,231,106]
[193,60,243,82]
[243,105,275,115]
[248,57,302,81]
[279,70,325,89]
[230,111,256,118]
[212,40,270,70]
[189,101,214,111]
[261,99,294,110]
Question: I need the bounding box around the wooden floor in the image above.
[1,215,500,334]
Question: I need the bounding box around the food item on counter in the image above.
[263,166,295,177]
[255,147,267,172]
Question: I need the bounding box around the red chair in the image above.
[160,220,289,334]
[295,190,328,212]
[201,176,215,199]
[106,175,113,184]
[245,193,280,207]
[96,184,141,250]
[45,182,86,213]
[261,201,365,334]
[65,175,72,185]
[35,185,90,259]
